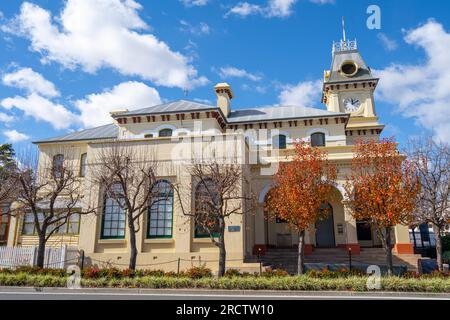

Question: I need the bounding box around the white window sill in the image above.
[144,238,174,244]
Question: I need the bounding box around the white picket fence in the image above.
[0,245,79,269]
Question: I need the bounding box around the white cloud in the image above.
[309,0,335,4]
[278,80,321,106]
[375,20,450,143]
[179,20,210,35]
[6,0,207,88]
[75,81,162,128]
[0,112,15,123]
[377,33,398,51]
[226,2,263,17]
[2,67,59,97]
[227,0,329,18]
[217,66,262,81]
[266,0,297,18]
[180,0,209,7]
[3,129,30,142]
[1,93,78,130]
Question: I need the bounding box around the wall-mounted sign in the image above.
[337,223,344,234]
[228,226,241,232]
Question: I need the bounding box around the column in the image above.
[253,206,267,255]
[343,205,360,254]
[304,227,313,255]
[393,224,413,254]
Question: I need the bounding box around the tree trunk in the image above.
[297,230,305,275]
[384,227,393,276]
[128,217,138,270]
[433,224,443,272]
[36,233,46,268]
[218,217,226,277]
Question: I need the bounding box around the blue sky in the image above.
[1,0,450,150]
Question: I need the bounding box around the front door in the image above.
[316,212,335,247]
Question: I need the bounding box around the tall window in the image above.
[0,204,10,243]
[311,132,326,147]
[159,128,173,137]
[53,154,64,177]
[194,179,220,238]
[22,213,36,235]
[79,153,87,177]
[147,180,173,238]
[101,184,126,239]
[272,135,287,149]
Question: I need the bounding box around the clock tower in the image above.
[322,24,384,139]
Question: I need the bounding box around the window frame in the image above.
[21,212,81,236]
[194,179,220,238]
[272,134,287,150]
[79,153,87,177]
[159,128,173,137]
[0,204,10,242]
[310,132,326,147]
[147,180,174,239]
[100,185,126,240]
[52,154,64,178]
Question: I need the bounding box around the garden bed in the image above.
[0,267,449,293]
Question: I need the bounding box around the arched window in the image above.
[311,132,326,147]
[148,180,173,238]
[52,154,64,177]
[272,134,287,149]
[194,179,220,238]
[79,153,87,177]
[101,183,126,239]
[159,128,173,137]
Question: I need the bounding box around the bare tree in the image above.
[10,147,95,268]
[406,136,450,271]
[175,159,254,277]
[92,141,160,270]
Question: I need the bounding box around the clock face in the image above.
[343,97,361,112]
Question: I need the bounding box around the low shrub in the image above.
[0,272,449,292]
[306,268,366,279]
[185,266,212,279]
[83,267,101,279]
[262,268,289,277]
[224,269,242,277]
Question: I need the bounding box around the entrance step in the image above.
[259,247,421,274]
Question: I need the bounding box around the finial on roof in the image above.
[342,16,346,42]
[332,17,357,54]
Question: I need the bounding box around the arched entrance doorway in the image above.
[315,203,335,247]
[263,195,293,248]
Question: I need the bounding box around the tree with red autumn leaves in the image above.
[344,138,420,275]
[266,141,337,274]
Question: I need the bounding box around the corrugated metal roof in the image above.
[227,105,347,123]
[34,102,347,144]
[116,100,217,116]
[33,123,118,144]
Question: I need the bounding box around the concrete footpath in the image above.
[0,286,449,300]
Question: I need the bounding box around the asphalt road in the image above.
[0,287,449,300]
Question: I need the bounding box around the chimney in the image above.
[214,83,233,117]
[110,108,129,117]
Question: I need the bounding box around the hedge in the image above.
[0,273,449,292]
